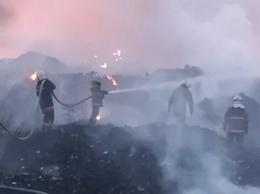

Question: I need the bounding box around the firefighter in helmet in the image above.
[36,70,56,130]
[223,95,249,147]
[168,81,194,126]
[89,72,108,125]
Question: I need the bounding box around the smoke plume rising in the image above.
[0,0,259,74]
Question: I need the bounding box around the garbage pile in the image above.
[0,122,260,193]
[0,124,162,194]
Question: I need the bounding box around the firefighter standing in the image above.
[168,81,194,126]
[223,95,249,148]
[89,72,108,125]
[36,70,56,130]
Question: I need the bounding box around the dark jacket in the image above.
[36,79,56,110]
[91,81,108,107]
[223,107,249,134]
[168,86,193,115]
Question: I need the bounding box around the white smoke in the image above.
[0,0,259,74]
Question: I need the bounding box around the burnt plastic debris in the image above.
[0,124,162,194]
[0,123,260,193]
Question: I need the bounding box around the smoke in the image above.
[0,0,259,74]
[0,3,12,25]
[0,1,260,192]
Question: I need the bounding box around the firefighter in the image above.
[168,81,193,126]
[89,72,108,125]
[36,70,56,131]
[223,95,249,148]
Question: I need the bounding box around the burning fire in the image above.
[113,50,121,56]
[100,63,108,69]
[96,115,101,120]
[106,75,118,86]
[113,50,122,62]
[29,72,37,81]
[117,50,121,56]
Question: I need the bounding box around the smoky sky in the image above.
[0,0,260,73]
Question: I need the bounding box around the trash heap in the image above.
[0,124,162,194]
[0,123,260,193]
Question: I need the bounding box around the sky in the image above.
[0,0,260,73]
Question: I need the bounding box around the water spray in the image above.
[109,72,258,94]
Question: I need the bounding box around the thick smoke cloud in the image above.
[0,3,12,26]
[0,0,260,73]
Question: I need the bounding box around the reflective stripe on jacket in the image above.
[223,107,249,133]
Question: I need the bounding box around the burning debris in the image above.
[100,62,107,69]
[106,75,118,86]
[113,50,122,62]
[0,123,260,194]
[0,124,163,194]
[96,115,101,120]
[29,72,37,81]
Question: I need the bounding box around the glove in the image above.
[102,90,109,95]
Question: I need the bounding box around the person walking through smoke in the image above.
[89,72,108,125]
[168,81,193,127]
[36,70,56,131]
[223,95,249,148]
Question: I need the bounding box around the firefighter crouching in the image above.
[223,95,249,148]
[89,72,108,125]
[36,70,56,130]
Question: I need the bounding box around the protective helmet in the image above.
[181,81,191,89]
[36,70,47,81]
[91,71,103,82]
[233,95,242,103]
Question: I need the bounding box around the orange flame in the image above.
[29,72,37,81]
[106,75,118,86]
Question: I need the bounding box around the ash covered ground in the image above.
[0,61,260,193]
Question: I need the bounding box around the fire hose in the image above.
[0,185,48,194]
[0,80,48,140]
[0,80,93,140]
[0,75,98,140]
[0,122,34,140]
[51,92,92,107]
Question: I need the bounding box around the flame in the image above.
[106,75,118,86]
[100,63,108,69]
[96,115,101,120]
[29,72,37,81]
[113,50,121,56]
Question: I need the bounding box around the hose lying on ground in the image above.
[0,80,45,140]
[0,122,34,140]
[0,185,48,194]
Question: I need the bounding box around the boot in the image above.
[88,117,97,126]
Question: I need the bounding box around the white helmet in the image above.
[181,81,191,89]
[36,70,47,81]
[91,71,103,82]
[233,95,244,109]
[233,95,242,103]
